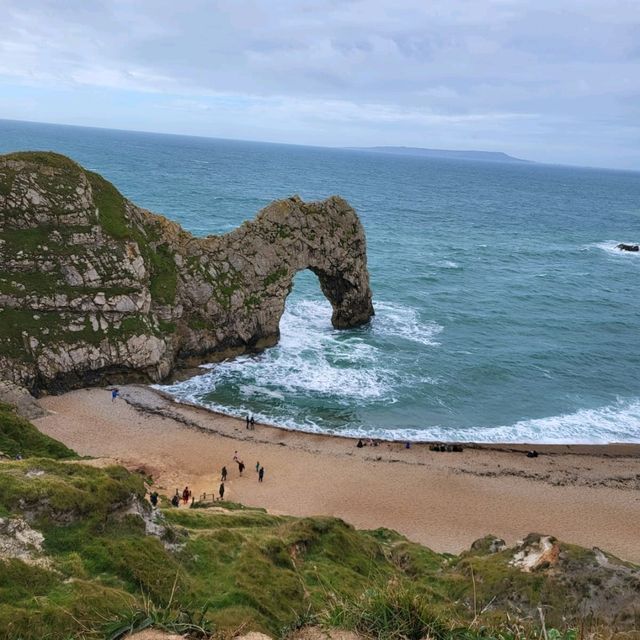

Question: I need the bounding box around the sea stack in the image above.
[0,151,374,393]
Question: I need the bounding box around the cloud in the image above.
[0,0,639,167]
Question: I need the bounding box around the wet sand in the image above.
[35,385,640,563]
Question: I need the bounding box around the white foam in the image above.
[372,301,443,346]
[157,294,640,444]
[159,298,442,422]
[158,397,640,444]
[333,398,640,444]
[588,240,639,259]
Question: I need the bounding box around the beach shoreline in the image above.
[34,384,640,563]
[147,383,640,456]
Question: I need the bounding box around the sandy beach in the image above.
[34,385,640,563]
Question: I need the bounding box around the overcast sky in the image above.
[1,0,639,169]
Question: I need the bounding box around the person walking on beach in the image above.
[221,466,228,482]
[255,461,260,473]
[250,416,255,430]
[111,388,119,402]
[246,415,250,429]
[149,491,159,508]
[238,461,245,476]
[258,466,264,483]
[233,451,239,463]
[219,482,225,501]
[171,491,180,507]
[182,486,190,505]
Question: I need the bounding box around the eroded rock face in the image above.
[0,380,47,419]
[0,517,49,566]
[0,152,374,392]
[510,534,560,572]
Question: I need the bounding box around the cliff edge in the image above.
[0,152,374,392]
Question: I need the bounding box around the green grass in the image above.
[322,581,450,640]
[148,243,178,304]
[85,170,179,305]
[3,151,81,172]
[0,402,76,459]
[0,227,64,251]
[0,444,627,639]
[0,459,144,523]
[86,170,130,240]
[0,166,16,197]
[263,267,288,287]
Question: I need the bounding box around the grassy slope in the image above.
[0,402,75,460]
[0,410,636,639]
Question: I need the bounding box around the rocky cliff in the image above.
[0,152,374,392]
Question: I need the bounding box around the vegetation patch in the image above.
[86,171,130,240]
[148,244,178,304]
[0,402,76,460]
[210,269,244,310]
[263,267,288,287]
[0,433,624,639]
[86,170,178,305]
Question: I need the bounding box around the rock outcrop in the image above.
[0,380,47,419]
[0,152,374,392]
[0,517,49,567]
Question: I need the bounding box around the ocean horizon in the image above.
[1,118,639,443]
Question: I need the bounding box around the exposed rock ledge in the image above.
[0,152,374,393]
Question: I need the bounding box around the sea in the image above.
[2,119,640,443]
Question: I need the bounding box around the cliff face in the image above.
[0,152,374,392]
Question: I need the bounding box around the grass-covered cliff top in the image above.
[1,407,639,639]
[0,150,179,307]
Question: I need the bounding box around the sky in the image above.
[0,0,639,169]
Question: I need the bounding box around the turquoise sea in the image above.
[2,119,640,443]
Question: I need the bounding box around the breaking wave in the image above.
[158,297,442,428]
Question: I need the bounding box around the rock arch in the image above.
[176,194,374,355]
[0,153,374,391]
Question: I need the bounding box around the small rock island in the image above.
[0,152,374,393]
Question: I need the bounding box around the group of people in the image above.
[151,421,269,508]
[168,486,192,507]
[356,438,382,448]
[218,452,266,500]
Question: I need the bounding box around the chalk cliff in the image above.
[0,152,374,392]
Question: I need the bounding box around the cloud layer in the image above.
[1,0,639,168]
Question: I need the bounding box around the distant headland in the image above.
[350,145,532,163]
